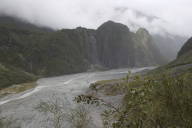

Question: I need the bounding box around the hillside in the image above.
[0,64,36,89]
[151,37,192,75]
[168,37,192,72]
[82,37,192,128]
[96,21,166,68]
[0,16,166,88]
[133,28,165,66]
[178,37,192,56]
[0,17,95,77]
[153,34,186,61]
[96,21,135,67]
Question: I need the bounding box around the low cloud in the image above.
[0,0,191,37]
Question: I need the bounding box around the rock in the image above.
[178,37,192,57]
[96,21,134,68]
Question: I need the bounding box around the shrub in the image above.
[75,73,192,128]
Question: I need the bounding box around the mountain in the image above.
[153,34,187,61]
[133,28,165,66]
[0,16,166,88]
[87,36,192,128]
[32,27,97,76]
[0,64,36,89]
[88,36,192,128]
[169,37,192,67]
[96,21,165,68]
[0,23,95,77]
[178,37,192,57]
[96,21,135,68]
[0,16,46,89]
[152,37,192,75]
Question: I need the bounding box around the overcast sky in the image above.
[0,0,191,37]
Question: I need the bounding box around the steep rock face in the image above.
[36,28,97,76]
[133,28,166,66]
[0,17,166,73]
[74,27,99,64]
[0,25,97,76]
[95,21,165,68]
[0,17,98,88]
[96,21,135,68]
[0,16,167,88]
[178,37,192,57]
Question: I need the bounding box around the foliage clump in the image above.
[76,73,192,128]
[36,95,92,128]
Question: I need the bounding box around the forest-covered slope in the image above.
[0,16,166,88]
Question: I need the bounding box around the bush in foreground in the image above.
[76,73,192,128]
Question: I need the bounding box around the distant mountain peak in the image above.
[103,20,116,24]
[178,37,192,57]
[98,20,130,31]
[136,28,151,42]
[136,28,150,35]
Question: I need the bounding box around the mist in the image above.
[0,0,191,37]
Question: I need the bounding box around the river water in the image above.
[0,67,154,128]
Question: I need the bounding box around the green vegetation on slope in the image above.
[150,37,192,75]
[0,17,167,89]
[119,73,192,128]
[178,37,192,57]
[77,35,192,127]
[0,17,97,76]
[109,37,192,127]
[77,71,192,128]
[0,63,36,89]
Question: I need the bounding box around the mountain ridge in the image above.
[0,16,167,88]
